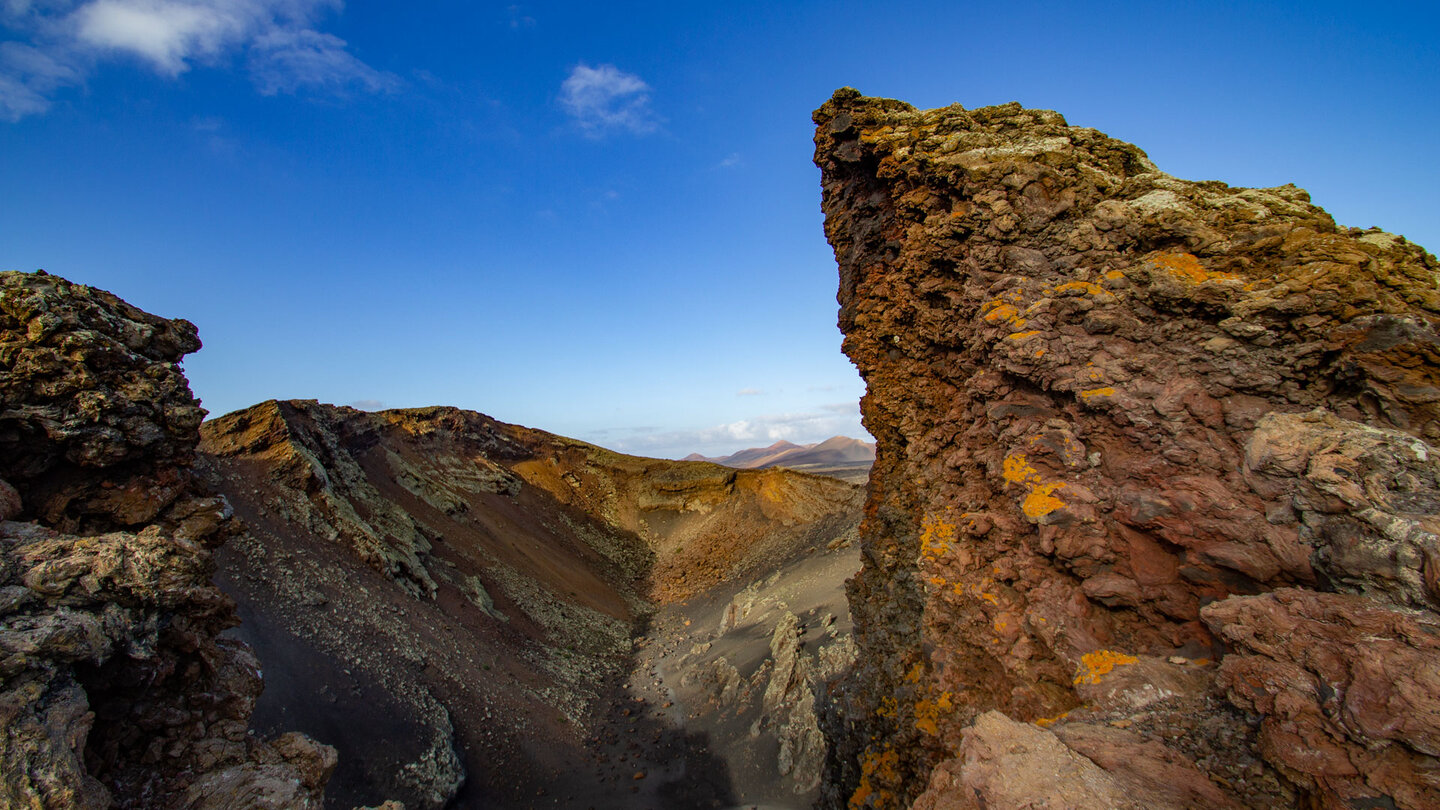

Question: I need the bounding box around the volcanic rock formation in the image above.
[813,89,1440,809]
[0,271,333,809]
[198,400,864,808]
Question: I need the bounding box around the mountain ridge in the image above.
[686,435,875,471]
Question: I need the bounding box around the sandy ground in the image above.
[546,531,861,809]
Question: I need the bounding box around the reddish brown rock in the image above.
[1203,588,1440,808]
[813,89,1440,809]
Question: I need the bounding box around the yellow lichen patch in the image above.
[876,696,898,718]
[1005,330,1042,341]
[849,747,900,810]
[958,582,1001,605]
[1149,251,1241,284]
[1054,280,1105,296]
[981,295,1028,330]
[1022,481,1067,520]
[1074,650,1139,685]
[1103,270,1125,280]
[905,663,925,683]
[1002,452,1067,520]
[928,576,947,587]
[919,516,956,561]
[913,692,954,736]
[1079,386,1115,399]
[1034,348,1047,358]
[1034,710,1071,728]
[983,302,1022,323]
[1002,453,1037,484]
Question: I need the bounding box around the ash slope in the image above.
[199,400,864,809]
[815,89,1440,810]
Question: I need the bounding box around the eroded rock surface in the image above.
[0,271,331,808]
[813,90,1440,809]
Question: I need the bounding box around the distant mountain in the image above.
[692,436,876,470]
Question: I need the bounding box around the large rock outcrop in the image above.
[814,89,1440,809]
[0,271,333,808]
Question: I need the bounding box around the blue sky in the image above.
[2,1,1436,458]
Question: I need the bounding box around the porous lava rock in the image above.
[813,89,1440,809]
[0,271,333,808]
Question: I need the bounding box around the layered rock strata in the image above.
[814,89,1440,809]
[0,271,332,808]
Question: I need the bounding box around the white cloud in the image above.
[717,152,741,168]
[0,0,393,119]
[736,387,763,396]
[248,26,396,94]
[0,41,76,119]
[349,399,384,411]
[558,62,657,135]
[593,403,869,459]
[73,0,255,75]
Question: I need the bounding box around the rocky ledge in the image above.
[0,271,333,808]
[814,89,1440,809]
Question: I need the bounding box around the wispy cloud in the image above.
[736,387,763,396]
[0,0,395,121]
[558,62,657,136]
[717,152,741,168]
[349,398,384,411]
[593,402,868,458]
[505,4,534,30]
[248,26,396,94]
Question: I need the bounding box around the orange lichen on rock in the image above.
[1149,251,1241,284]
[1054,280,1107,296]
[1001,452,1067,520]
[913,692,954,736]
[1033,710,1071,728]
[919,516,956,560]
[849,746,900,809]
[1022,482,1067,520]
[1073,650,1139,685]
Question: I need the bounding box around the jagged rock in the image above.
[1202,588,1440,808]
[813,89,1440,809]
[0,271,331,808]
[909,711,1145,810]
[758,612,826,792]
[1244,409,1440,609]
[909,711,1245,810]
[1,271,206,533]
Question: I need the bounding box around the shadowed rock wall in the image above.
[814,89,1440,809]
[0,271,333,809]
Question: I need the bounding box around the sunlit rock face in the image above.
[0,270,333,809]
[813,88,1440,810]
